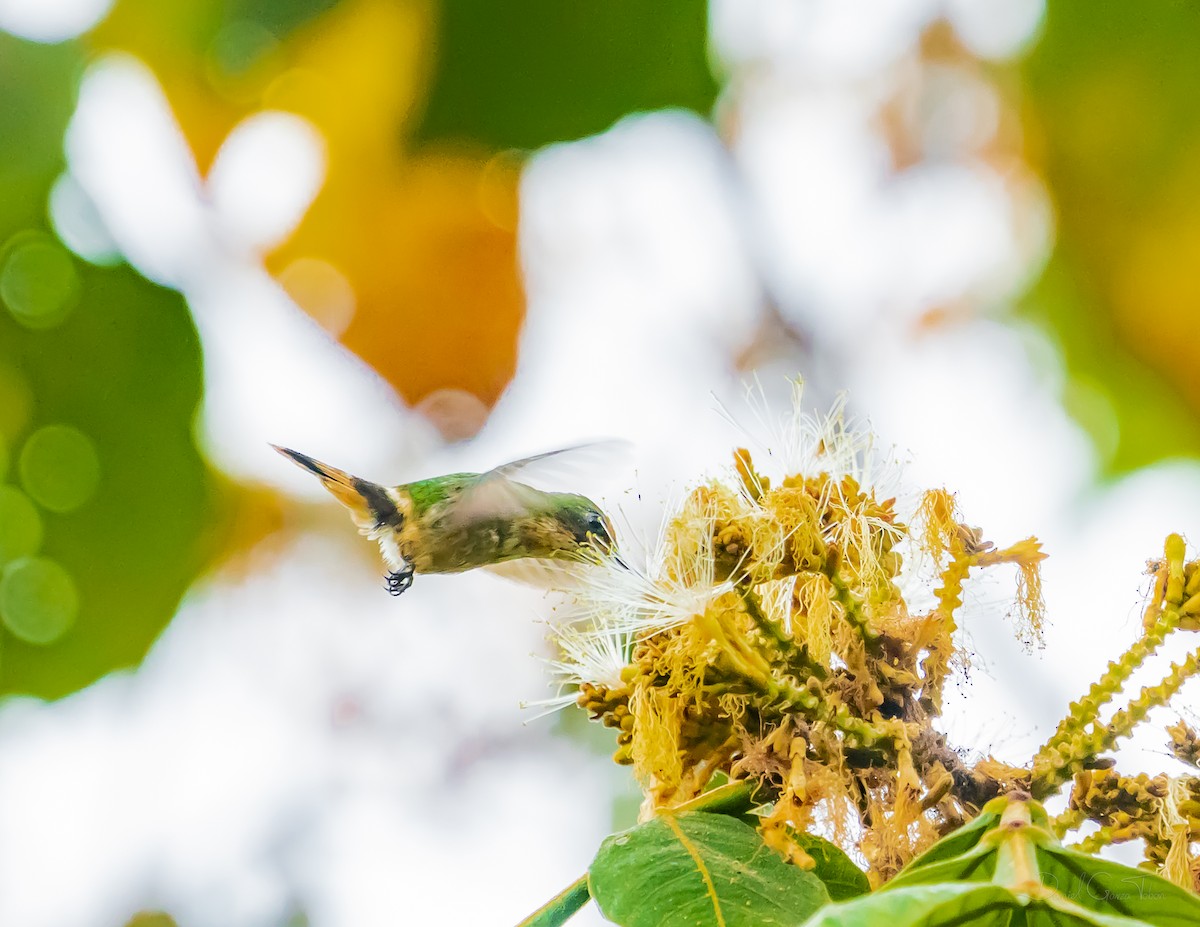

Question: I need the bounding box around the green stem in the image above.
[738,583,791,649]
[1088,647,1200,757]
[830,575,883,656]
[1035,534,1188,780]
[1048,807,1085,839]
[990,800,1043,896]
[1034,647,1200,798]
[1068,828,1116,855]
[514,874,590,927]
[738,583,829,681]
[1035,605,1181,763]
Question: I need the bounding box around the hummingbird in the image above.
[272,443,621,595]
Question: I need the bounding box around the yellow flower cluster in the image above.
[558,392,1047,881]
[1064,769,1200,891]
[1070,767,1168,845]
[550,388,1199,888]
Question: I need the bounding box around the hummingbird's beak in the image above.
[593,534,626,570]
[271,444,400,530]
[272,444,334,480]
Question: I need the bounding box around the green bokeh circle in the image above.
[0,556,78,645]
[0,486,43,566]
[0,233,81,330]
[19,424,101,513]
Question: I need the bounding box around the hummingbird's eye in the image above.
[586,512,610,541]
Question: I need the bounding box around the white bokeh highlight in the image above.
[0,0,112,43]
[208,112,327,255]
[65,55,435,489]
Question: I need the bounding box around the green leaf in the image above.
[589,811,829,927]
[890,808,1001,876]
[803,881,1171,927]
[1037,845,1200,927]
[882,841,997,891]
[789,832,870,901]
[675,779,765,822]
[800,883,1016,927]
[415,0,719,151]
[805,798,1200,927]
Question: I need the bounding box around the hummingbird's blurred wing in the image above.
[446,475,542,524]
[450,441,631,523]
[482,557,594,590]
[486,440,632,489]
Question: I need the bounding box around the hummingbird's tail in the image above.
[271,445,402,530]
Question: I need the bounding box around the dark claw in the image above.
[385,568,414,596]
